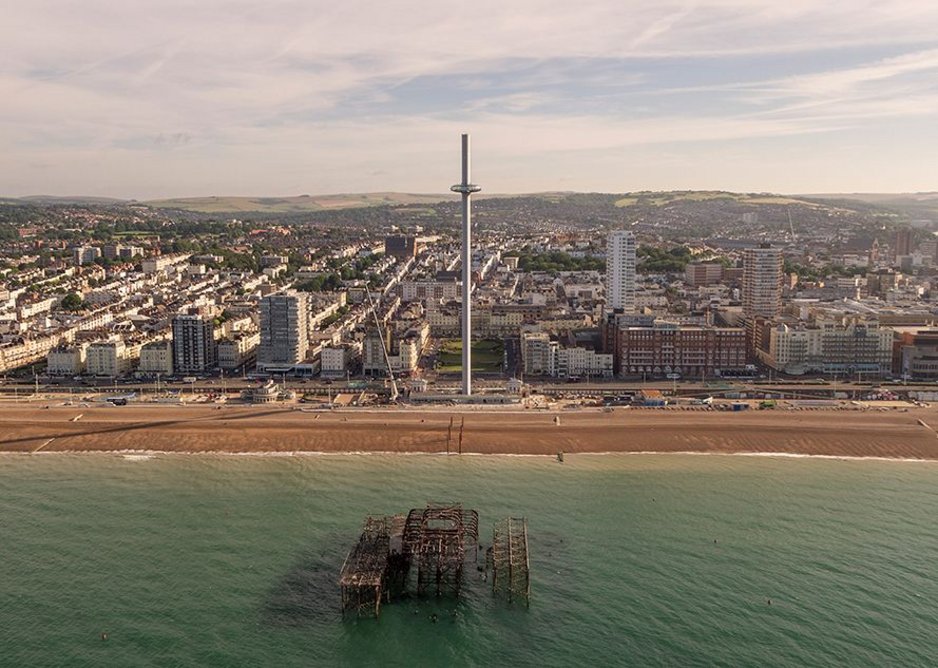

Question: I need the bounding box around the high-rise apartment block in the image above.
[362,326,391,376]
[258,291,309,370]
[606,230,636,312]
[172,314,216,374]
[895,227,912,259]
[742,244,783,319]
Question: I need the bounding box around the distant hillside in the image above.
[800,192,938,203]
[142,191,590,214]
[613,191,830,209]
[9,190,931,220]
[800,192,938,224]
[18,195,127,205]
[145,189,890,217]
[144,192,458,214]
[5,190,933,238]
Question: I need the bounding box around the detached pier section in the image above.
[490,517,531,606]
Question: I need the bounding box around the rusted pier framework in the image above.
[339,516,393,618]
[339,503,480,617]
[490,517,530,606]
[402,502,479,597]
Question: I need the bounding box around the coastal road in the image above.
[1,377,932,401]
[503,336,520,378]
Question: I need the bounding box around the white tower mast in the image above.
[451,134,481,396]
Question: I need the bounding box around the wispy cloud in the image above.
[1,1,937,196]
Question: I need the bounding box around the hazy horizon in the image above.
[9,189,938,204]
[3,1,938,198]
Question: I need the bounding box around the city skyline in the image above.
[2,1,938,198]
[6,3,938,662]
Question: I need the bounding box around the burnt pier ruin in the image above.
[339,502,528,618]
[489,517,531,606]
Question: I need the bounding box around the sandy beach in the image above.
[1,403,937,459]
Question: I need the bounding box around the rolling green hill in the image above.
[144,192,458,214]
[614,191,828,209]
[6,190,935,229]
[800,193,938,223]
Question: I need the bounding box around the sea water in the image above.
[1,453,936,667]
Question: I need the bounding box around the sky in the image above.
[2,1,938,199]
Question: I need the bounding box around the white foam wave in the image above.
[2,449,935,464]
[575,450,938,464]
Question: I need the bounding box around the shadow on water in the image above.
[261,536,348,629]
[259,529,557,665]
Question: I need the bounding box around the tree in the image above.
[637,245,692,273]
[294,273,342,292]
[0,223,18,241]
[61,292,84,311]
[516,250,604,272]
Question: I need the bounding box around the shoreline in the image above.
[5,449,938,464]
[2,403,938,460]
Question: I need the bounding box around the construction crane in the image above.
[364,284,399,401]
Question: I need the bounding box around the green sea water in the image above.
[1,453,936,667]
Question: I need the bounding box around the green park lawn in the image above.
[436,339,504,373]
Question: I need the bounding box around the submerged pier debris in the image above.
[339,503,524,618]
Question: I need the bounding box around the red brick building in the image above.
[617,325,747,378]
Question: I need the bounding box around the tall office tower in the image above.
[257,291,309,369]
[605,230,637,312]
[742,244,784,318]
[172,314,216,374]
[895,227,912,259]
